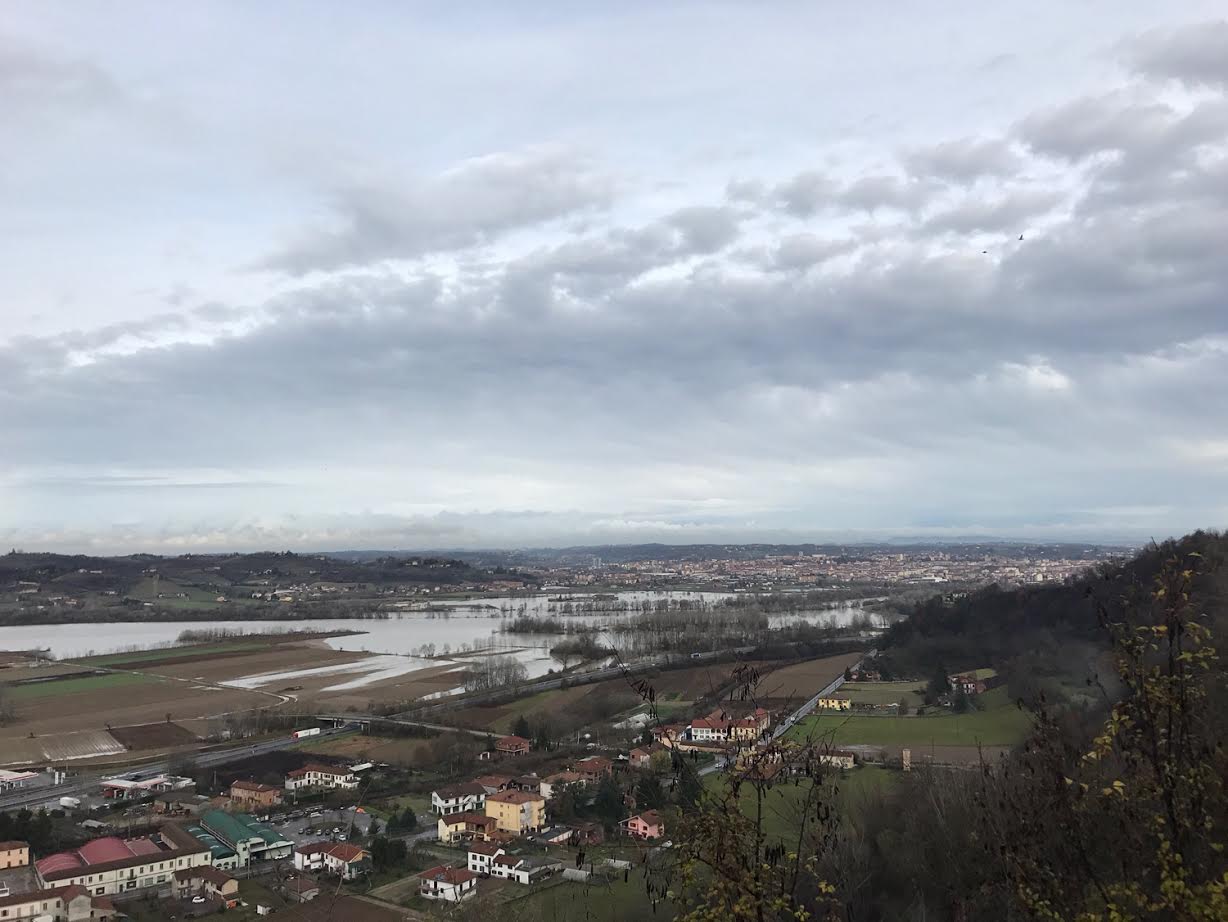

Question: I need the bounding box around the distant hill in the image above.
[341,541,1128,568]
[0,550,536,625]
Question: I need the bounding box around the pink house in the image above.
[622,810,665,840]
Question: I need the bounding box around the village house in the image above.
[485,790,546,835]
[948,673,987,696]
[495,735,531,757]
[284,763,358,792]
[229,780,284,811]
[819,750,857,770]
[652,724,686,748]
[622,810,666,840]
[0,840,29,869]
[292,842,370,881]
[173,865,240,908]
[473,774,513,795]
[430,782,487,816]
[418,865,477,902]
[437,812,498,845]
[0,885,116,922]
[816,693,851,711]
[573,756,613,781]
[539,770,583,800]
[489,853,560,885]
[688,716,730,743]
[628,747,653,769]
[507,774,542,793]
[465,841,505,876]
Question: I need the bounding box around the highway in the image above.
[0,727,352,812]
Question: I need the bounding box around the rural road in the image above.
[698,654,864,778]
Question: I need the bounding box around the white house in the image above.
[430,782,487,816]
[688,716,729,743]
[466,841,504,876]
[284,763,358,792]
[418,865,477,902]
[292,842,369,881]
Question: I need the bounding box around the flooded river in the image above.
[0,590,877,662]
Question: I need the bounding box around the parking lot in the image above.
[261,805,377,846]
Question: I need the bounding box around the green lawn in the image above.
[788,687,1031,747]
[702,765,898,844]
[836,765,899,806]
[5,672,162,700]
[371,792,431,818]
[843,681,926,708]
[500,873,673,922]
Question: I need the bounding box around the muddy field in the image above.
[0,675,273,743]
[109,721,200,750]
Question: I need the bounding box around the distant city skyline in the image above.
[2,3,1226,553]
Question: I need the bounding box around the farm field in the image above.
[0,671,272,748]
[497,872,674,922]
[705,766,901,844]
[843,681,926,708]
[109,721,200,749]
[787,687,1031,748]
[5,671,158,700]
[299,733,434,768]
[448,681,640,733]
[78,642,266,668]
[757,651,863,701]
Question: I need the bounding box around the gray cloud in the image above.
[906,137,1022,182]
[773,170,835,217]
[923,187,1065,234]
[665,206,741,254]
[0,34,121,109]
[262,147,614,274]
[1125,20,1228,89]
[4,12,1228,550]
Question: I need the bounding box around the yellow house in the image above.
[485,790,546,835]
[436,812,497,844]
[817,693,851,711]
[0,839,30,869]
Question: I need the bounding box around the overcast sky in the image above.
[2,2,1227,553]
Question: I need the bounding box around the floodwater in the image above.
[0,590,877,666]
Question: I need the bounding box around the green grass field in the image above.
[77,642,263,667]
[500,873,671,921]
[5,672,161,700]
[703,765,900,844]
[843,681,926,707]
[788,687,1031,747]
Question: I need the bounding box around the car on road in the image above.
[192,896,206,904]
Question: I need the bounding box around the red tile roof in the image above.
[421,865,477,886]
[487,789,544,805]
